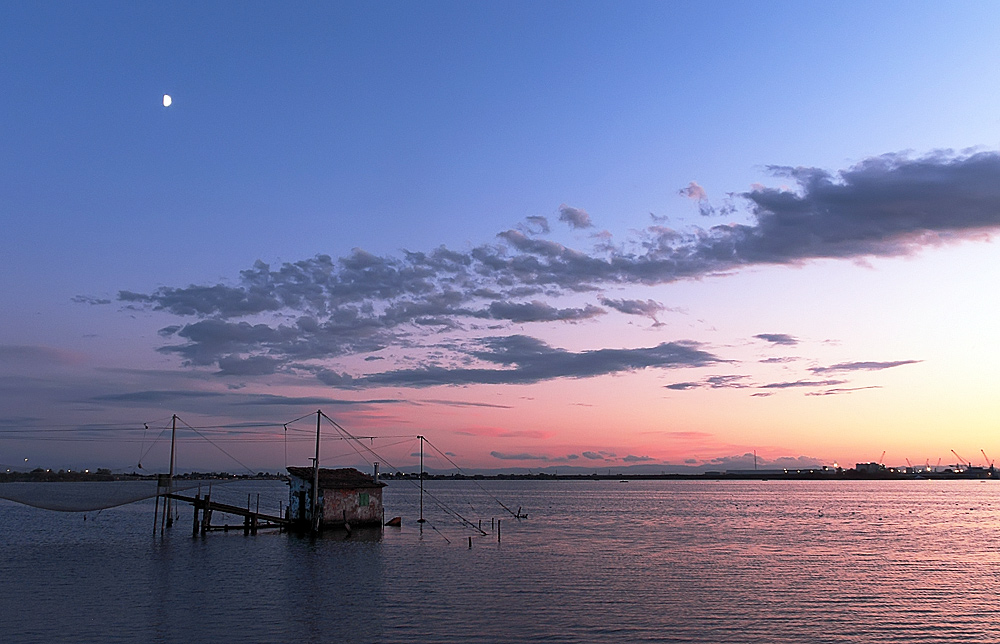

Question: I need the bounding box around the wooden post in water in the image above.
[152,490,160,535]
[201,492,213,534]
[192,493,201,536]
[497,519,501,543]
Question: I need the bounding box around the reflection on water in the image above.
[2,479,1000,642]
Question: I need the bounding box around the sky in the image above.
[3,1,1000,474]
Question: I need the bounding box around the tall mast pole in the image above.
[312,409,321,532]
[166,414,177,527]
[418,435,425,523]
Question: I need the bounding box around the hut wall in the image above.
[321,486,383,526]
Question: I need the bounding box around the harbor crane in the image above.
[983,450,994,469]
[951,450,970,469]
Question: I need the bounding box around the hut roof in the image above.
[286,466,386,489]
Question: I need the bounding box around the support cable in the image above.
[422,436,521,519]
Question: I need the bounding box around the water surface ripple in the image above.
[2,479,999,642]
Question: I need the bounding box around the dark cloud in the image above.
[582,451,604,460]
[490,451,548,461]
[755,333,798,346]
[599,297,666,321]
[705,375,749,388]
[666,374,748,390]
[758,379,847,389]
[759,356,798,364]
[71,295,111,305]
[217,355,280,376]
[486,300,605,323]
[623,454,654,463]
[113,151,1000,389]
[810,360,921,374]
[558,204,593,229]
[234,394,404,406]
[346,336,720,389]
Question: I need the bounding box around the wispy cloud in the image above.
[757,379,847,389]
[665,374,749,390]
[810,360,921,374]
[806,386,881,396]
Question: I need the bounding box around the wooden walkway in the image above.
[165,492,289,535]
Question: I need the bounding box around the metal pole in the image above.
[312,409,321,532]
[166,414,177,527]
[418,435,425,523]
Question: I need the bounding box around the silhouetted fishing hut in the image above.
[287,466,386,531]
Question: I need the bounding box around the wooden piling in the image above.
[497,519,501,543]
[192,493,201,536]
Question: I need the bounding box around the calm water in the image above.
[2,479,1000,642]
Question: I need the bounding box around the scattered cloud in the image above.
[71,295,111,305]
[558,204,593,229]
[666,374,748,390]
[757,379,847,389]
[112,151,1000,391]
[754,333,798,346]
[490,451,549,461]
[623,454,654,463]
[679,181,708,202]
[599,297,667,322]
[810,360,922,374]
[345,336,720,389]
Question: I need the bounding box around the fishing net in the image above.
[0,480,213,512]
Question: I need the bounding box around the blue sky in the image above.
[4,1,1000,472]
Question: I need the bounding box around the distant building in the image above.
[287,466,386,529]
[855,462,886,474]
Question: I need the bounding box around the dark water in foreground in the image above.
[2,479,1000,643]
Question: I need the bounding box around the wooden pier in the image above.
[164,492,288,535]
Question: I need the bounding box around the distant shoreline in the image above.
[4,469,996,483]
